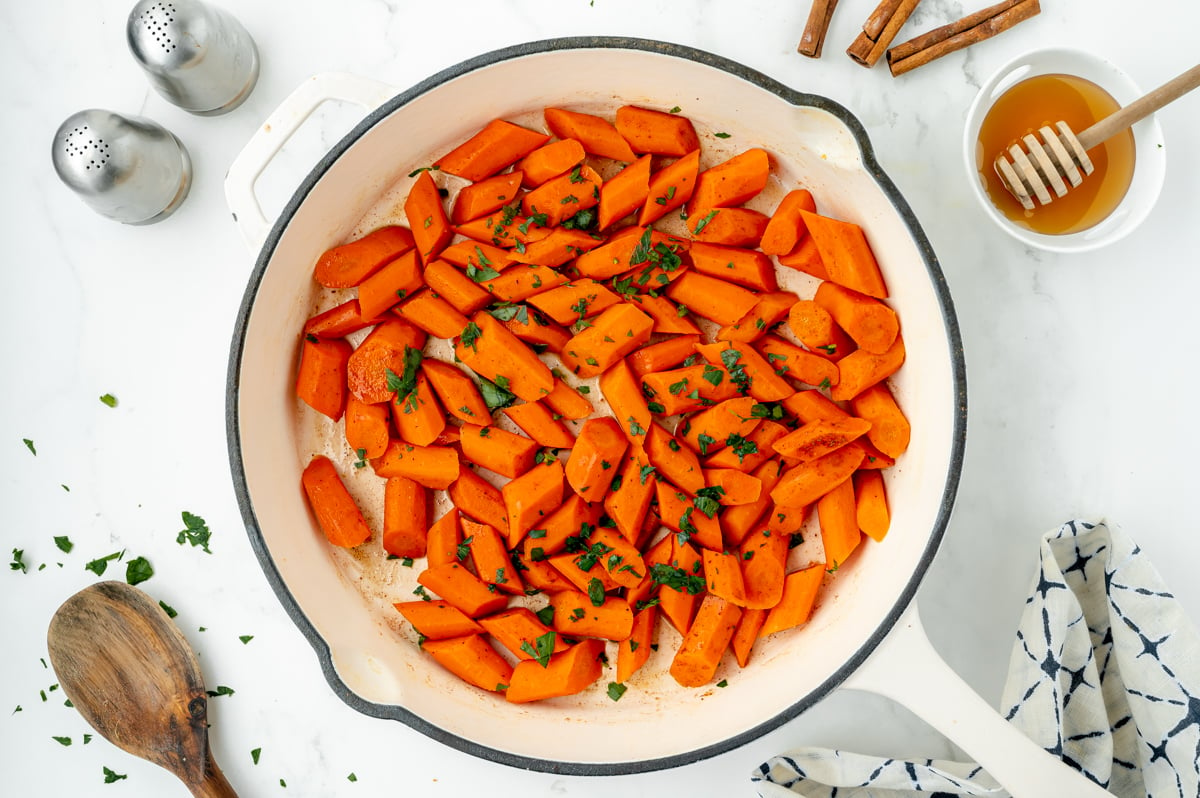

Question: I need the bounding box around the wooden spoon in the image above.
[47,581,237,797]
[994,63,1200,210]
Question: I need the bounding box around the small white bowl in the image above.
[962,47,1166,253]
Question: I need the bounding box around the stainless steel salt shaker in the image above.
[51,110,192,225]
[127,0,259,115]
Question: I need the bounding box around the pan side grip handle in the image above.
[223,73,397,250]
[841,603,1113,798]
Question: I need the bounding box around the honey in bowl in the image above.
[976,73,1136,235]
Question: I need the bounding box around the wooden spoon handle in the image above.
[1078,63,1200,150]
[188,754,238,798]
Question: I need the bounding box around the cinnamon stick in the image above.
[798,0,839,58]
[847,0,922,68]
[886,0,1041,77]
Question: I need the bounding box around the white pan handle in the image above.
[224,72,397,251]
[842,603,1113,798]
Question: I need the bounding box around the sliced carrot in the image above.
[669,594,742,687]
[756,335,840,389]
[462,518,524,595]
[503,309,572,353]
[296,336,352,420]
[405,171,453,265]
[703,467,762,506]
[695,341,794,402]
[517,138,586,187]
[731,607,768,667]
[615,105,700,156]
[301,455,372,547]
[517,549,579,594]
[658,536,705,635]
[760,565,824,637]
[481,263,569,302]
[717,292,800,344]
[434,119,549,182]
[422,259,494,315]
[420,358,489,425]
[817,478,861,569]
[787,299,855,361]
[422,634,514,693]
[777,234,828,280]
[426,509,461,568]
[702,549,747,606]
[548,551,620,594]
[773,416,871,464]
[391,372,445,448]
[688,148,770,213]
[393,289,469,339]
[588,524,649,590]
[559,303,655,378]
[418,562,509,617]
[769,502,807,537]
[543,378,594,420]
[459,423,539,479]
[346,318,427,404]
[687,241,777,292]
[704,420,789,473]
[505,638,605,704]
[394,600,483,639]
[782,390,896,471]
[850,382,910,458]
[616,606,657,683]
[381,476,428,558]
[574,226,691,279]
[598,153,651,230]
[527,278,622,326]
[855,470,890,542]
[450,171,524,224]
[502,401,576,449]
[313,225,415,288]
[604,449,658,544]
[357,249,423,320]
[502,460,565,548]
[373,440,460,490]
[439,240,516,271]
[665,271,758,326]
[640,363,740,416]
[454,311,555,402]
[564,417,629,501]
[831,334,905,402]
[813,281,899,354]
[521,493,602,561]
[478,607,569,660]
[771,445,865,508]
[630,293,703,336]
[544,108,636,162]
[655,481,721,551]
[720,459,782,547]
[446,467,510,542]
[677,396,761,457]
[454,211,551,250]
[760,188,817,256]
[688,207,770,247]
[639,150,701,225]
[515,227,601,269]
[304,299,379,339]
[521,164,602,228]
[344,395,390,460]
[799,209,888,298]
[740,526,790,610]
[600,358,652,445]
[628,334,701,378]
[551,592,634,641]
[643,421,705,495]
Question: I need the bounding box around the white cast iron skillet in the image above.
[225,38,1107,797]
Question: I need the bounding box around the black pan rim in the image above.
[226,34,968,777]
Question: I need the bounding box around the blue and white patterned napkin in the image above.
[753,520,1200,797]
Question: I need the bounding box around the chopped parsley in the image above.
[99,393,118,408]
[479,377,516,411]
[177,511,213,553]
[520,630,557,667]
[102,766,128,783]
[692,210,719,235]
[10,548,27,573]
[649,563,706,594]
[206,685,235,698]
[84,551,122,577]
[460,321,483,352]
[125,556,153,586]
[587,577,606,607]
[607,682,628,701]
[694,486,726,518]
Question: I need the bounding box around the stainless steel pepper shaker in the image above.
[126,0,260,115]
[51,110,192,225]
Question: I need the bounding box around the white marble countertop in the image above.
[3,0,1198,795]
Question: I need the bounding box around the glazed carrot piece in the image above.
[628,334,701,378]
[603,449,658,544]
[644,421,705,495]
[518,549,579,594]
[503,309,572,354]
[544,107,636,162]
[304,299,380,339]
[296,336,352,420]
[382,476,428,558]
[771,445,865,508]
[517,139,586,187]
[600,358,652,445]
[687,241,777,292]
[655,481,722,551]
[395,600,483,640]
[548,552,620,594]
[453,211,551,250]
[615,105,700,156]
[521,164,602,228]
[782,390,896,471]
[344,395,390,460]
[850,382,910,458]
[518,227,606,269]
[658,536,705,635]
[626,533,673,608]
[855,470,890,542]
[391,372,445,448]
[695,341,794,402]
[502,460,565,548]
[357,249,423,320]
[678,397,761,457]
[760,188,817,256]
[425,509,461,568]
[439,240,515,271]
[716,291,797,343]
[301,455,372,547]
[688,148,770,213]
[423,260,493,315]
[831,334,905,402]
[702,549,747,606]
[505,638,605,704]
[405,171,453,265]
[459,423,539,479]
[551,592,634,641]
[703,468,762,506]
[559,303,655,379]
[705,419,789,473]
[521,493,603,561]
[740,526,790,609]
[720,459,782,547]
[688,207,770,247]
[481,263,569,302]
[419,358,489,425]
[462,518,524,595]
[799,210,888,298]
[817,478,861,569]
[616,606,657,683]
[598,153,651,230]
[589,526,649,590]
[450,171,524,224]
[454,311,555,401]
[777,235,828,280]
[527,278,621,326]
[422,634,513,692]
[373,440,460,489]
[769,502,807,537]
[479,607,569,660]
[731,607,768,667]
[502,401,576,449]
[565,417,629,500]
[393,290,469,339]
[665,272,758,326]
[418,562,510,617]
[787,299,855,361]
[313,225,415,288]
[639,150,701,225]
[434,119,549,182]
[759,565,824,636]
[447,467,510,541]
[669,594,742,687]
[640,363,740,416]
[774,416,871,464]
[543,378,594,420]
[574,226,691,279]
[346,318,427,404]
[756,335,840,389]
[631,293,703,336]
[813,281,899,355]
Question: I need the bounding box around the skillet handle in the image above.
[841,603,1113,798]
[223,72,396,250]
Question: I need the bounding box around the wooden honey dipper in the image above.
[995,63,1200,210]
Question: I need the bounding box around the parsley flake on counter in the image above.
[716,679,729,687]
[52,735,72,746]
[22,438,36,455]
[158,600,178,618]
[10,548,27,573]
[99,393,118,408]
[125,556,153,586]
[280,778,287,787]
[714,132,732,139]
[607,682,627,701]
[83,733,92,743]
[251,747,262,765]
[103,766,127,783]
[348,773,358,782]
[669,105,682,113]
[239,635,254,645]
[206,685,235,698]
[177,511,213,553]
